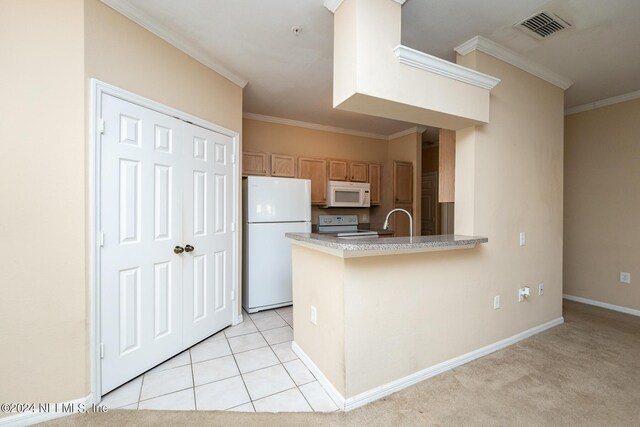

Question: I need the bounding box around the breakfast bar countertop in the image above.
[285,233,488,258]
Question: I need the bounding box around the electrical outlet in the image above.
[493,295,500,310]
[538,283,544,296]
[519,232,526,246]
[620,272,631,284]
[310,305,318,325]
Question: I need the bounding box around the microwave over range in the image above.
[325,181,370,208]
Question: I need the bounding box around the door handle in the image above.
[185,245,194,253]
[174,246,185,254]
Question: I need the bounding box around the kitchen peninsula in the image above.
[286,232,492,410]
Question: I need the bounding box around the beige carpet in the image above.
[45,301,640,426]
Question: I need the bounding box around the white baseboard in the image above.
[293,317,564,412]
[563,294,640,317]
[0,394,94,427]
[291,342,345,410]
[234,313,244,326]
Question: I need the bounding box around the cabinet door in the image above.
[393,161,413,204]
[328,159,348,181]
[392,204,413,237]
[242,152,268,176]
[271,154,296,178]
[369,163,381,205]
[298,157,328,205]
[349,162,368,182]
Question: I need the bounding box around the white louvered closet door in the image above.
[99,94,234,395]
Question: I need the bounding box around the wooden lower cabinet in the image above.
[298,157,328,205]
[271,153,296,178]
[243,151,268,176]
[369,163,381,205]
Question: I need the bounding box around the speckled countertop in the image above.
[286,233,488,258]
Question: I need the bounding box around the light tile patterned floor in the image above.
[101,306,339,413]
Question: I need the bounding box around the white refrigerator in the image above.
[243,176,311,313]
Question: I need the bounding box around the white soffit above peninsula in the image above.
[330,0,498,130]
[324,0,407,14]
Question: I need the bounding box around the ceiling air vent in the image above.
[516,10,571,40]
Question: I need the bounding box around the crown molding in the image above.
[455,36,573,90]
[394,45,500,90]
[325,0,406,14]
[388,126,426,140]
[243,113,392,140]
[99,0,248,88]
[565,89,640,115]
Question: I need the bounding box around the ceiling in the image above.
[105,0,640,136]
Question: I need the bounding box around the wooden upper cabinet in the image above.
[243,152,268,176]
[369,163,381,205]
[328,159,348,181]
[298,157,328,205]
[393,161,413,204]
[349,161,368,182]
[271,153,296,178]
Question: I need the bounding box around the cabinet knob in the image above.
[185,245,194,253]
[174,246,184,254]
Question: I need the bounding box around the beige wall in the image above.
[243,118,387,162]
[292,50,565,399]
[333,0,491,130]
[0,0,243,408]
[564,98,640,310]
[0,0,87,404]
[456,50,564,321]
[292,245,346,395]
[85,0,242,133]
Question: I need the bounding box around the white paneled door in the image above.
[100,94,234,394]
[182,124,234,348]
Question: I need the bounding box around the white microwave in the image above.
[326,181,371,208]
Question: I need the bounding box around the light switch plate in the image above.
[620,272,631,284]
[310,305,318,325]
[519,232,526,246]
[493,295,500,310]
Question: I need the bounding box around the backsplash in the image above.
[311,207,370,225]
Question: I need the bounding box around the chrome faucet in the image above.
[382,208,413,237]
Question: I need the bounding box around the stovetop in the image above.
[317,215,378,237]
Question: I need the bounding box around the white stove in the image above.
[317,215,378,239]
